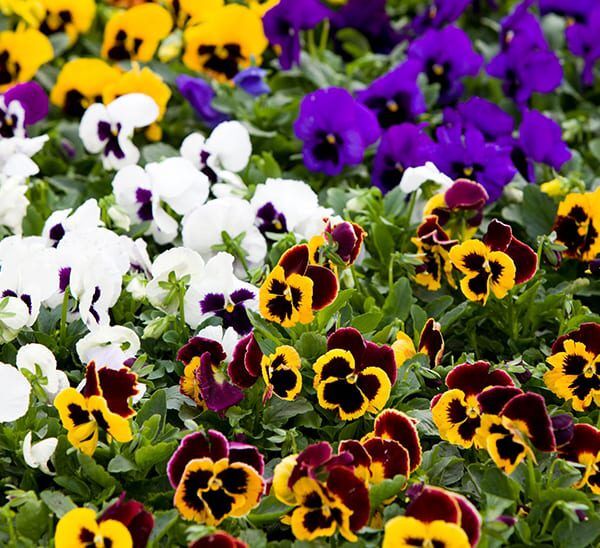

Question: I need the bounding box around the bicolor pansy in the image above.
[260,345,302,402]
[393,317,444,368]
[559,423,600,494]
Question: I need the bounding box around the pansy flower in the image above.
[356,60,426,129]
[190,532,247,548]
[372,123,435,193]
[177,335,243,412]
[183,4,267,82]
[407,25,483,104]
[55,508,133,548]
[384,516,470,548]
[412,216,457,291]
[423,179,489,240]
[552,188,600,261]
[227,332,263,389]
[102,3,172,62]
[431,361,514,448]
[559,423,600,494]
[79,93,159,170]
[313,327,396,420]
[232,66,270,96]
[259,244,338,327]
[545,322,600,411]
[566,7,600,86]
[163,0,223,28]
[393,318,444,368]
[0,81,48,139]
[102,65,172,142]
[176,75,228,128]
[294,87,380,176]
[54,361,138,455]
[184,252,257,335]
[98,493,154,548]
[0,28,53,91]
[51,58,121,117]
[36,0,95,43]
[478,391,556,474]
[260,345,302,402]
[308,219,366,269]
[168,430,265,525]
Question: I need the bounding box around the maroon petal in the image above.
[506,238,537,284]
[327,327,366,364]
[244,335,264,377]
[326,466,370,532]
[166,430,229,488]
[477,386,523,415]
[100,493,154,548]
[445,361,514,395]
[501,392,556,452]
[483,219,512,252]
[372,410,421,472]
[417,215,455,245]
[362,341,397,384]
[338,439,371,470]
[362,437,410,479]
[329,222,358,263]
[305,264,339,310]
[177,337,226,366]
[559,423,600,463]
[227,334,261,388]
[83,361,101,398]
[552,323,600,356]
[405,486,461,524]
[189,532,247,548]
[97,367,139,418]
[198,353,244,413]
[418,318,444,368]
[279,244,309,276]
[228,442,265,475]
[445,178,488,211]
[452,493,482,548]
[289,441,334,487]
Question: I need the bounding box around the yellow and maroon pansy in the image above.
[553,188,600,261]
[361,436,410,484]
[174,457,264,525]
[559,423,600,494]
[383,516,470,548]
[431,361,514,449]
[55,507,133,548]
[337,439,372,483]
[102,3,173,62]
[163,0,223,27]
[392,318,444,368]
[260,345,302,402]
[190,531,247,548]
[227,332,263,388]
[449,238,515,304]
[313,327,395,421]
[51,58,122,117]
[259,244,338,327]
[99,493,154,548]
[183,4,267,82]
[36,0,96,43]
[412,215,457,291]
[0,28,53,91]
[478,391,556,475]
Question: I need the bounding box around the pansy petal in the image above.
[372,409,422,471]
[198,353,244,412]
[106,93,160,129]
[406,485,461,524]
[305,264,339,310]
[501,392,556,452]
[445,361,514,395]
[279,244,309,276]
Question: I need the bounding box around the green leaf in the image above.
[15,500,47,541]
[40,490,76,518]
[263,397,313,427]
[134,441,176,471]
[247,495,290,525]
[369,475,406,510]
[481,467,522,500]
[108,455,137,474]
[77,454,117,489]
[137,389,167,430]
[351,310,383,332]
[382,278,414,321]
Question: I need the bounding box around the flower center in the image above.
[432,63,444,76]
[346,373,358,384]
[386,99,399,112]
[209,477,222,490]
[583,362,596,379]
[326,133,336,144]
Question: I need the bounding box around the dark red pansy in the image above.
[405,485,461,524]
[328,327,397,384]
[177,337,227,365]
[326,465,370,532]
[501,392,556,452]
[477,386,523,415]
[559,423,600,463]
[167,430,229,488]
[416,215,457,247]
[372,409,421,472]
[279,244,339,310]
[338,439,371,470]
[418,318,444,367]
[198,352,244,413]
[483,219,537,284]
[189,531,247,548]
[100,493,154,548]
[551,414,575,447]
[445,361,514,396]
[228,441,265,476]
[362,437,410,479]
[444,179,488,224]
[552,322,600,356]
[325,220,366,265]
[227,333,263,388]
[288,441,333,487]
[452,492,483,547]
[97,367,139,418]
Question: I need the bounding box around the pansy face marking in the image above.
[54,507,133,548]
[261,345,302,402]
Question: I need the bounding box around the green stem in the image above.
[177,283,187,336]
[59,286,70,346]
[319,18,330,52]
[539,500,561,537]
[525,456,539,502]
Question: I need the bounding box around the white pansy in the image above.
[16,343,68,399]
[42,199,103,247]
[79,93,159,170]
[0,176,29,235]
[0,363,31,422]
[146,247,205,313]
[22,432,57,475]
[0,135,48,175]
[0,296,29,343]
[196,325,240,360]
[76,325,140,370]
[182,197,267,275]
[399,161,454,193]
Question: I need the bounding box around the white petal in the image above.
[16,343,59,394]
[23,432,58,474]
[107,93,159,129]
[0,364,31,422]
[180,133,206,169]
[206,121,251,172]
[79,103,110,153]
[399,162,454,193]
[3,154,39,178]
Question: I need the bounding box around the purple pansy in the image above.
[408,25,483,104]
[263,0,331,70]
[565,7,600,86]
[408,0,472,37]
[176,74,228,128]
[449,97,514,141]
[0,81,48,138]
[539,0,597,22]
[372,123,435,193]
[232,67,270,96]
[435,124,516,201]
[356,61,426,129]
[200,288,255,336]
[294,87,379,176]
